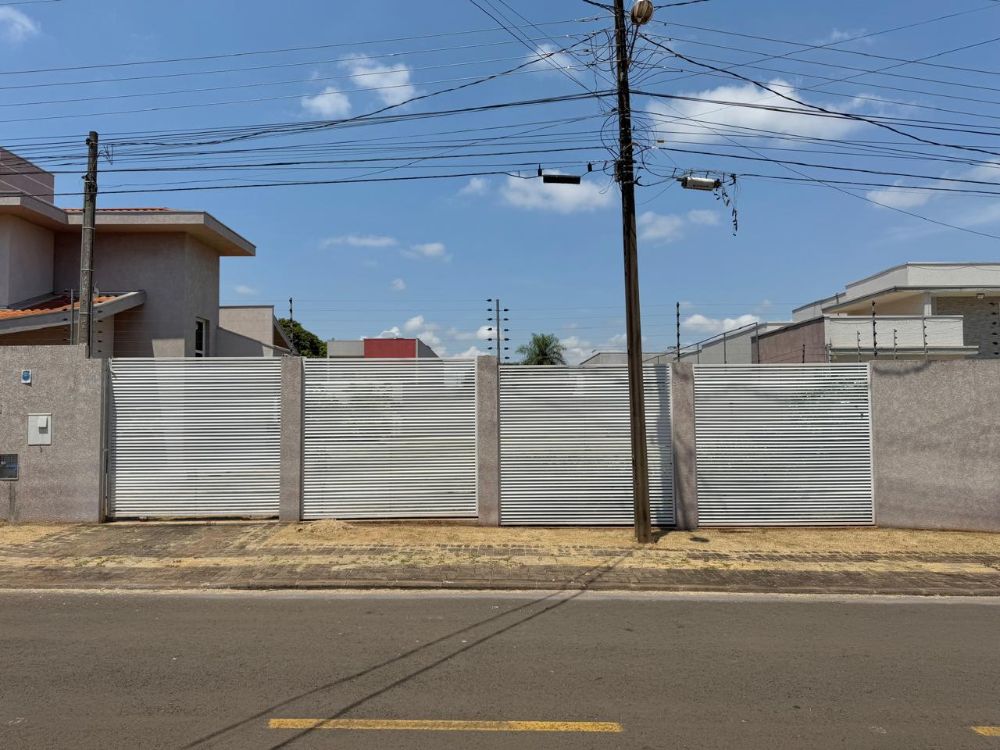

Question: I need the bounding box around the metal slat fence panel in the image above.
[303,359,477,519]
[499,365,673,525]
[109,358,282,518]
[694,364,873,526]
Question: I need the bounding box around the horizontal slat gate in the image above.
[109,358,282,518]
[694,364,873,526]
[500,365,674,525]
[303,359,477,519]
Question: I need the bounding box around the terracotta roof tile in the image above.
[0,294,122,321]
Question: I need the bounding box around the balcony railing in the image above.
[826,315,966,352]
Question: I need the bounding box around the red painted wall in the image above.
[364,338,418,358]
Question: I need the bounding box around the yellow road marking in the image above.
[269,719,622,733]
[972,726,1000,736]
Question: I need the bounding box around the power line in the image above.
[660,19,1000,78]
[644,88,1000,241]
[0,16,600,77]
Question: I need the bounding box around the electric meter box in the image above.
[27,414,52,446]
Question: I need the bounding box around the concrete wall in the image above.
[476,356,500,526]
[0,215,54,307]
[935,296,1000,359]
[0,345,103,522]
[327,340,364,358]
[279,357,303,522]
[756,318,827,363]
[0,148,55,203]
[0,326,70,346]
[216,328,275,357]
[185,236,220,356]
[872,360,1000,532]
[670,363,697,529]
[53,231,221,357]
[219,306,274,346]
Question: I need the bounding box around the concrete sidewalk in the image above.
[1,522,999,596]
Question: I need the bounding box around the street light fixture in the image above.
[631,0,655,25]
[680,175,721,191]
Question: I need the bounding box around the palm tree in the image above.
[516,333,566,365]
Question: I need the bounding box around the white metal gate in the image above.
[694,364,873,526]
[303,359,477,519]
[109,358,282,518]
[499,365,674,525]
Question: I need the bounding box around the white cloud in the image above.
[501,173,612,214]
[234,284,258,296]
[454,346,487,358]
[682,313,760,337]
[638,211,685,244]
[607,333,627,347]
[458,177,489,196]
[648,78,866,144]
[866,162,1000,215]
[687,209,721,226]
[865,185,934,210]
[816,28,869,45]
[323,234,397,248]
[561,334,594,365]
[344,54,418,106]
[390,278,406,291]
[638,208,723,244]
[376,314,445,353]
[301,86,351,118]
[448,325,493,342]
[524,44,576,75]
[0,8,39,44]
[404,242,451,261]
[403,315,429,334]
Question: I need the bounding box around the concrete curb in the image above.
[1,579,997,597]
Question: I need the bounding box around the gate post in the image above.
[279,356,304,522]
[670,362,699,530]
[476,355,501,526]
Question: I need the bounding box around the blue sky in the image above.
[3,0,1000,361]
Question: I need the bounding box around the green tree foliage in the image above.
[516,333,566,365]
[277,318,327,358]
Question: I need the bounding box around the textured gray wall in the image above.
[476,356,500,526]
[670,363,698,530]
[0,215,54,307]
[756,318,827,363]
[0,345,103,522]
[52,232,223,357]
[279,357,303,522]
[934,296,1000,359]
[872,360,1000,532]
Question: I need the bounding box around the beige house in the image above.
[762,263,1000,362]
[584,262,1000,365]
[0,148,289,357]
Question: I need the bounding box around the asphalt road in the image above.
[0,590,998,750]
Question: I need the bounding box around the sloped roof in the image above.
[0,294,120,321]
[0,291,146,334]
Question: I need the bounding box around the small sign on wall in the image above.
[20,370,31,385]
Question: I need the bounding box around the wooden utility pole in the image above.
[614,0,652,543]
[77,132,99,356]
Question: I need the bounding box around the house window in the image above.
[194,318,209,357]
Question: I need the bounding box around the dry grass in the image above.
[0,523,65,547]
[266,522,1000,555]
